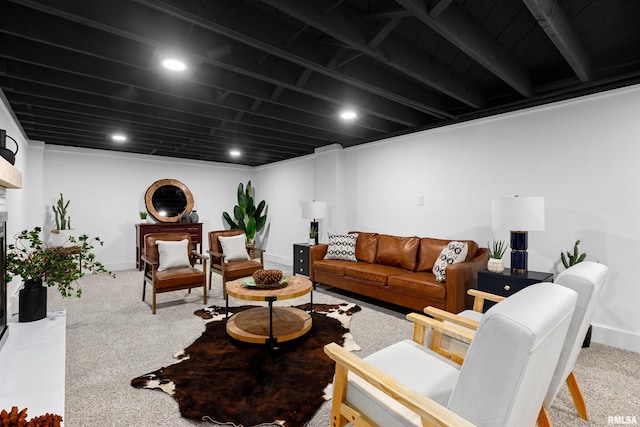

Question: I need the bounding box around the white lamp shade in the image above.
[492,196,545,231]
[301,201,327,219]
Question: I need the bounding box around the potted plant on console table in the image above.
[5,227,115,322]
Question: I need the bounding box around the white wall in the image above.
[39,147,253,271]
[259,84,640,351]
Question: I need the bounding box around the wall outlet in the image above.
[417,194,424,206]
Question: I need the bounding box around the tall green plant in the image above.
[52,193,71,230]
[222,181,267,242]
[561,240,586,268]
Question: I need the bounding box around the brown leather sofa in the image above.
[310,232,489,313]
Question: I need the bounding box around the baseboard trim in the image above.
[264,253,291,269]
[592,323,640,353]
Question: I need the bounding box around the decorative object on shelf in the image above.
[51,193,74,246]
[0,129,19,165]
[487,239,508,273]
[145,179,194,223]
[5,227,115,322]
[222,181,267,243]
[301,200,326,245]
[179,210,193,223]
[139,211,148,223]
[190,210,199,223]
[492,195,545,273]
[561,240,586,268]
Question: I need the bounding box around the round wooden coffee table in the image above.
[225,275,313,346]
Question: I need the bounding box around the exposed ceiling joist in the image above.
[522,0,593,82]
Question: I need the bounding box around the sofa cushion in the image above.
[375,235,420,271]
[313,259,358,276]
[350,231,379,263]
[417,238,479,272]
[324,233,358,261]
[345,263,408,285]
[388,272,446,299]
[433,241,469,282]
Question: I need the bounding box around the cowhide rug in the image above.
[131,303,361,427]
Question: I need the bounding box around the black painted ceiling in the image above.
[1,0,639,166]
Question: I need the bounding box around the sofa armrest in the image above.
[444,247,489,313]
[308,244,328,282]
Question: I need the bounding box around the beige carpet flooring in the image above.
[46,268,640,426]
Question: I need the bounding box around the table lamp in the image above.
[492,196,545,273]
[301,201,326,245]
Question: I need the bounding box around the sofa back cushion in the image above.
[375,234,420,271]
[350,231,379,263]
[416,238,479,272]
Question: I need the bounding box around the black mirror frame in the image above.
[144,179,194,223]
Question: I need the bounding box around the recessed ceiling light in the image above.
[161,58,187,72]
[230,149,241,157]
[340,110,357,120]
[111,133,128,142]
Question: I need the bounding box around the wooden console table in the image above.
[135,222,202,270]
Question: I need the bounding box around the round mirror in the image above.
[145,179,194,222]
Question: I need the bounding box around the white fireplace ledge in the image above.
[0,311,65,422]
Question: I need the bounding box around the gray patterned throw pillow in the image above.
[324,233,358,261]
[433,241,468,282]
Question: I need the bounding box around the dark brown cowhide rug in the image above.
[131,303,361,426]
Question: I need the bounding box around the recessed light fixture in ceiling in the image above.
[229,149,241,157]
[111,133,128,142]
[161,58,187,72]
[340,110,357,120]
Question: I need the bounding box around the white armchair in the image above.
[425,261,608,426]
[324,283,577,427]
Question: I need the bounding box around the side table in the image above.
[293,243,310,276]
[477,269,553,312]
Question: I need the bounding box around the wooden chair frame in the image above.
[141,232,208,314]
[325,312,476,427]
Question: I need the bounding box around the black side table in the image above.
[477,269,554,312]
[293,243,311,276]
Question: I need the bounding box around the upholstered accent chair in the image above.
[208,230,264,298]
[425,261,608,426]
[141,232,208,314]
[325,282,577,427]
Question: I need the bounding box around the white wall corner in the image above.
[314,143,343,154]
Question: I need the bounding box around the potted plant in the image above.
[51,193,73,246]
[6,227,115,322]
[561,240,586,268]
[222,181,267,244]
[139,211,148,223]
[487,239,508,273]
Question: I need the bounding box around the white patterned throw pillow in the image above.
[433,241,468,282]
[324,233,358,261]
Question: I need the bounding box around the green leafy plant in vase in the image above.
[139,211,148,223]
[222,181,267,243]
[6,227,115,322]
[487,239,508,273]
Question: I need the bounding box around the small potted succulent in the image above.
[487,239,508,273]
[6,227,115,322]
[139,211,148,223]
